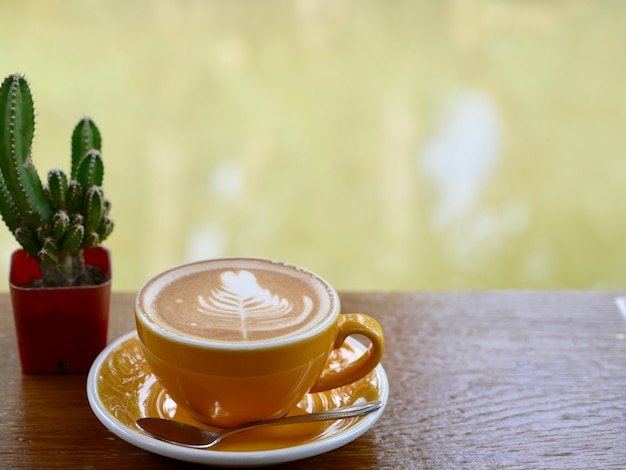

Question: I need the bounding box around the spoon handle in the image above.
[222,400,383,438]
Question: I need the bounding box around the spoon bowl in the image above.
[136,401,383,449]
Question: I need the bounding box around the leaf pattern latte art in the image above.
[197,270,313,340]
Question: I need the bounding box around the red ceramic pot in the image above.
[10,247,112,374]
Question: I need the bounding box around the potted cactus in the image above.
[0,73,114,374]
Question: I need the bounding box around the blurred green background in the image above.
[1,0,626,292]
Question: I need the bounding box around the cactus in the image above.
[0,73,113,287]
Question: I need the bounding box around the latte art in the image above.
[196,270,314,340]
[140,259,334,343]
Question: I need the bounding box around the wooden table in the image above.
[1,291,625,469]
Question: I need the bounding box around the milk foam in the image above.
[139,259,334,343]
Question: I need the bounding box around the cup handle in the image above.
[309,313,384,393]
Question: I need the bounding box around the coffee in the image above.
[135,256,384,427]
[139,258,335,343]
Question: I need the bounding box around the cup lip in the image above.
[135,256,340,351]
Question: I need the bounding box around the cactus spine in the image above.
[0,74,113,287]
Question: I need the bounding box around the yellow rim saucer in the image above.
[87,331,389,467]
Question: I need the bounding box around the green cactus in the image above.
[0,73,114,287]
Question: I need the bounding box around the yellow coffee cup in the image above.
[134,257,384,427]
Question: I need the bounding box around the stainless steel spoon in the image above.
[136,400,383,449]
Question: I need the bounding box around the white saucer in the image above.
[87,331,389,467]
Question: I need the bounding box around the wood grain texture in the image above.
[1,291,625,469]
